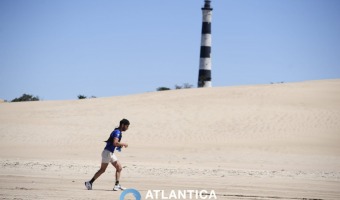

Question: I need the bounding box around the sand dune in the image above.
[0,79,340,200]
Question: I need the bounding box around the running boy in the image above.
[85,119,130,191]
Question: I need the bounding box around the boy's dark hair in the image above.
[120,118,130,126]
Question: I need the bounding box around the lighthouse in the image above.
[197,0,213,88]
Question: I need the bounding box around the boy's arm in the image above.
[113,137,128,148]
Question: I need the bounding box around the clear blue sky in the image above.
[1,0,340,101]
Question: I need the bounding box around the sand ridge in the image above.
[0,79,340,199]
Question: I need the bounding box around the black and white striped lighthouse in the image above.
[198,0,213,88]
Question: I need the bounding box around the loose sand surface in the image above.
[0,79,339,199]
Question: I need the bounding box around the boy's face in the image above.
[122,124,129,131]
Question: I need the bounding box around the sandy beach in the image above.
[0,79,339,200]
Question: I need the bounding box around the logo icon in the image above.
[120,188,141,200]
